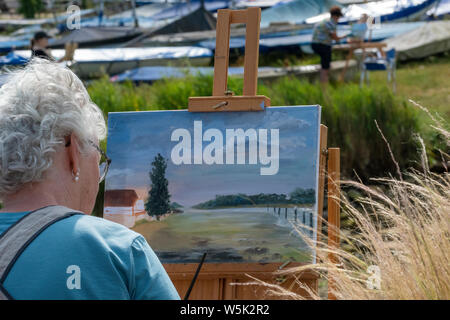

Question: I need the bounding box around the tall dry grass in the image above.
[249,102,449,300]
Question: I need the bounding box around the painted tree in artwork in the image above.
[145,153,171,220]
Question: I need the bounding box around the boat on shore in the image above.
[427,0,450,18]
[383,20,450,61]
[196,21,425,52]
[110,59,358,83]
[260,0,339,28]
[13,46,213,78]
[306,0,439,24]
[49,27,144,49]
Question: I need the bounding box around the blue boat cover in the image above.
[428,0,450,17]
[152,1,229,20]
[0,40,30,53]
[13,47,212,63]
[111,66,276,82]
[306,0,439,24]
[198,21,425,51]
[260,0,339,27]
[0,52,28,66]
[79,1,228,28]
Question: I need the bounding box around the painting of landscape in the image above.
[104,106,321,264]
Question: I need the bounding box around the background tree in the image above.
[19,0,44,19]
[145,153,170,220]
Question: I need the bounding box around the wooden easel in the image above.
[188,7,270,112]
[334,42,387,82]
[164,7,341,300]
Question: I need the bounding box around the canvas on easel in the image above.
[102,7,340,300]
[104,106,322,265]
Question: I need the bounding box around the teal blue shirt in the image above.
[312,19,337,46]
[0,212,180,300]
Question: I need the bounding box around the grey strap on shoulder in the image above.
[0,205,83,300]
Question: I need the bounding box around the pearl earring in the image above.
[73,169,80,182]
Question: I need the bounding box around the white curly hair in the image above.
[0,59,106,199]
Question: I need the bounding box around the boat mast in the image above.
[131,0,139,28]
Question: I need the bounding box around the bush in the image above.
[88,75,421,182]
[19,0,44,19]
[88,73,247,113]
[88,77,156,113]
[267,77,420,180]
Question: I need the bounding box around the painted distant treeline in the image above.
[193,188,315,209]
[171,202,184,209]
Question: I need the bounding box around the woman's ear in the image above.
[67,133,81,181]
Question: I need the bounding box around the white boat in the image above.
[384,20,450,61]
[14,47,213,78]
[235,0,295,9]
[260,0,339,27]
[427,0,450,18]
[306,0,438,24]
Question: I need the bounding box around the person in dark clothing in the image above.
[31,31,55,61]
[311,6,347,83]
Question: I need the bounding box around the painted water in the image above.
[132,206,316,264]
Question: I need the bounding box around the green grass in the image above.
[370,54,450,170]
[373,53,450,121]
[268,77,421,181]
[88,72,244,111]
[259,51,449,122]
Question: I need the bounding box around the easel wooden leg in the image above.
[317,125,328,243]
[339,50,353,82]
[243,7,261,96]
[213,10,231,96]
[327,148,340,300]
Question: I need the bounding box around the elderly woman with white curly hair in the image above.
[0,59,180,300]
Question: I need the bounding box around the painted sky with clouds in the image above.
[105,106,321,207]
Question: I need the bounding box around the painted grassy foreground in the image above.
[131,207,313,264]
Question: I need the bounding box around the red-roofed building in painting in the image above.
[104,189,145,227]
